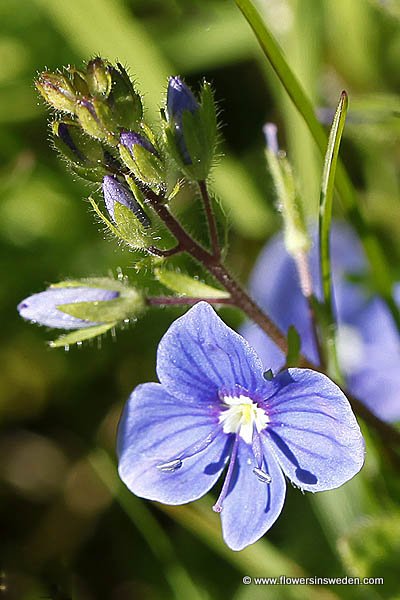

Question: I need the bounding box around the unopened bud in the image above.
[107,63,143,130]
[164,77,217,181]
[36,72,77,113]
[75,98,118,145]
[102,175,150,228]
[86,57,112,97]
[119,131,163,187]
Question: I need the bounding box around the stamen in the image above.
[253,467,272,484]
[252,432,264,469]
[157,459,182,472]
[213,436,239,513]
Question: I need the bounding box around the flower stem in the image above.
[199,180,221,259]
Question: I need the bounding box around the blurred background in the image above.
[1,0,400,598]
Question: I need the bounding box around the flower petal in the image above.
[220,440,286,551]
[347,298,400,422]
[117,382,229,504]
[243,223,367,367]
[157,302,265,403]
[17,287,118,329]
[264,369,365,492]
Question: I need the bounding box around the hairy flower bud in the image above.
[164,77,218,181]
[52,120,119,182]
[36,71,77,113]
[107,63,143,130]
[102,175,150,227]
[119,131,163,187]
[86,57,112,97]
[17,278,146,347]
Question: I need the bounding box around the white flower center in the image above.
[336,324,365,375]
[218,394,269,444]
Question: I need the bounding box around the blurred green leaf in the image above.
[155,267,229,298]
[338,513,400,594]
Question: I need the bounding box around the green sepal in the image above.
[107,63,143,130]
[182,82,218,181]
[86,58,112,98]
[57,290,145,323]
[118,143,164,188]
[285,325,301,367]
[49,322,117,348]
[114,201,151,248]
[35,71,77,114]
[154,268,229,298]
[88,196,150,250]
[75,99,118,145]
[50,277,127,293]
[52,120,108,165]
[66,66,90,96]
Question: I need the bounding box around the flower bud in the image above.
[86,57,112,97]
[18,279,146,343]
[166,76,199,164]
[35,71,77,113]
[164,77,218,181]
[66,66,90,96]
[75,97,118,145]
[102,175,150,228]
[107,63,143,130]
[119,131,163,187]
[18,286,119,329]
[52,120,118,182]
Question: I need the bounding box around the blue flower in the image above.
[241,223,400,422]
[166,76,199,164]
[118,302,364,551]
[18,286,118,329]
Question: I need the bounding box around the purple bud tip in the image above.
[166,76,199,121]
[263,123,279,155]
[102,175,150,228]
[120,131,157,156]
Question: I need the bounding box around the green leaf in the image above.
[318,92,348,383]
[154,268,229,298]
[285,325,301,368]
[319,92,348,304]
[49,322,117,348]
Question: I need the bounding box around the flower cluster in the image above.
[118,302,364,550]
[241,223,400,422]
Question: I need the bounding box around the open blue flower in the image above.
[241,223,400,422]
[118,302,364,551]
